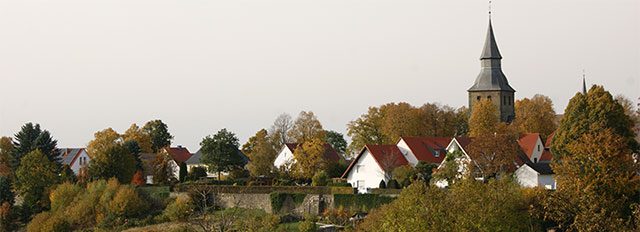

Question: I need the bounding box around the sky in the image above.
[0,0,638,151]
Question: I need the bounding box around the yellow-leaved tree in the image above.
[122,124,153,153]
[288,111,326,143]
[292,138,327,179]
[86,128,121,158]
[512,94,557,139]
[468,99,499,137]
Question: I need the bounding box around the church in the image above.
[468,17,516,123]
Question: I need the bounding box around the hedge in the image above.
[175,184,354,195]
[138,186,170,200]
[333,194,395,212]
[270,192,306,213]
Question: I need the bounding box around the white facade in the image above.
[274,147,295,169]
[514,165,556,190]
[69,150,91,175]
[528,137,545,163]
[396,139,419,166]
[344,149,388,193]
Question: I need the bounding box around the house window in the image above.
[356,165,363,173]
[434,150,441,157]
[357,180,365,188]
[534,158,538,163]
[538,145,540,151]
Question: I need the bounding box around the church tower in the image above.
[468,18,516,123]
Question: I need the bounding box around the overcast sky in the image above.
[0,0,638,150]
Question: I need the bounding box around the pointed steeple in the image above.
[582,73,587,94]
[480,20,502,60]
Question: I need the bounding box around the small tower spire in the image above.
[489,0,492,20]
[582,69,587,94]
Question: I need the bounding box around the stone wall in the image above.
[216,193,335,216]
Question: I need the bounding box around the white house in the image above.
[515,162,556,189]
[166,146,193,178]
[342,145,408,193]
[57,148,91,175]
[517,133,544,163]
[274,143,343,171]
[395,137,452,166]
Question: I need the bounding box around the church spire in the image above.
[480,19,503,60]
[582,70,587,94]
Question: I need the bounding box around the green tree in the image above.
[0,175,13,205]
[311,170,328,186]
[392,165,418,187]
[87,144,137,184]
[325,130,347,155]
[512,94,557,139]
[142,120,174,153]
[468,99,499,137]
[12,123,59,165]
[179,162,187,182]
[288,111,326,143]
[187,166,208,181]
[432,151,463,186]
[122,140,143,170]
[551,85,639,159]
[15,150,59,215]
[415,161,438,183]
[59,165,76,183]
[244,129,277,177]
[200,129,244,180]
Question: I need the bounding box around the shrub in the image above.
[392,165,417,187]
[0,202,13,231]
[187,166,208,181]
[326,161,348,178]
[229,168,249,180]
[108,186,148,217]
[379,180,386,189]
[321,206,353,226]
[164,195,193,221]
[387,179,400,189]
[311,171,328,186]
[327,182,352,187]
[131,169,146,187]
[27,212,71,232]
[179,162,188,182]
[50,182,83,212]
[233,210,280,232]
[299,214,318,232]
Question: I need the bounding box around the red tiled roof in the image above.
[284,143,343,162]
[545,132,555,147]
[540,150,553,161]
[518,133,540,159]
[399,137,453,163]
[342,145,408,178]
[168,146,193,163]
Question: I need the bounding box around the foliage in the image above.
[50,182,82,212]
[288,111,326,143]
[122,123,153,153]
[142,120,174,153]
[12,123,59,166]
[466,132,523,179]
[153,148,177,185]
[187,166,208,181]
[468,98,499,137]
[108,185,148,217]
[232,209,280,232]
[0,202,13,232]
[356,179,534,231]
[269,113,293,148]
[432,151,462,186]
[291,138,327,179]
[200,128,244,179]
[59,164,76,183]
[131,169,146,187]
[512,94,557,139]
[615,95,640,124]
[333,194,395,212]
[15,150,59,215]
[551,85,639,159]
[0,176,13,206]
[270,192,307,213]
[325,130,347,155]
[414,161,437,183]
[123,139,143,170]
[392,165,418,187]
[26,211,71,232]
[88,143,137,184]
[164,195,193,221]
[387,179,400,189]
[347,102,468,156]
[311,170,328,186]
[244,129,277,177]
[86,127,121,158]
[321,206,354,226]
[545,128,639,231]
[325,161,347,178]
[179,162,188,182]
[0,137,15,175]
[298,215,317,232]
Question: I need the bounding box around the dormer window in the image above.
[434,150,441,157]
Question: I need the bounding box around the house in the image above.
[139,152,158,184]
[56,148,91,175]
[517,133,544,163]
[342,145,408,193]
[273,143,343,170]
[166,146,193,178]
[515,162,556,189]
[395,137,453,165]
[185,149,249,178]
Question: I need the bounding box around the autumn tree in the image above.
[468,99,499,137]
[15,150,59,215]
[551,85,639,159]
[291,138,327,179]
[0,175,13,206]
[615,95,640,124]
[466,132,523,179]
[325,130,347,155]
[122,124,153,153]
[0,137,14,176]
[86,128,121,158]
[87,144,137,184]
[288,111,326,143]
[512,94,557,139]
[244,129,277,177]
[152,148,176,185]
[545,128,639,230]
[421,103,469,137]
[200,129,244,180]
[12,123,59,165]
[142,120,174,153]
[269,113,293,148]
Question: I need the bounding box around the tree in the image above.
[244,129,277,177]
[615,95,640,124]
[200,129,244,180]
[142,120,174,153]
[188,166,208,181]
[392,165,418,187]
[269,113,293,148]
[468,99,499,137]
[0,175,13,206]
[551,85,639,159]
[123,140,144,170]
[87,144,137,184]
[12,123,59,165]
[291,138,327,179]
[153,148,176,185]
[415,161,438,183]
[0,137,14,173]
[288,111,326,143]
[59,165,76,183]
[465,132,523,180]
[512,94,557,139]
[311,170,328,186]
[131,169,146,187]
[122,124,153,153]
[179,162,188,182]
[545,128,639,230]
[432,151,463,186]
[15,150,59,215]
[325,130,347,155]
[86,128,121,158]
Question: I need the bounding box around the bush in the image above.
[164,195,193,221]
[321,206,353,226]
[27,212,71,232]
[50,182,83,212]
[0,202,13,231]
[229,168,249,180]
[299,214,318,232]
[311,171,328,186]
[392,165,418,187]
[233,209,280,231]
[333,194,395,212]
[188,166,208,181]
[327,182,352,187]
[388,179,400,189]
[379,180,386,189]
[326,161,348,178]
[108,186,148,217]
[179,162,188,183]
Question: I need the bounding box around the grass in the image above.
[277,222,301,232]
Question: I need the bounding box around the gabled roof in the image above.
[185,149,249,165]
[517,133,541,159]
[527,162,554,175]
[545,132,555,147]
[283,143,343,163]
[341,145,408,178]
[399,137,453,163]
[56,148,86,167]
[468,19,515,93]
[539,150,553,162]
[167,146,193,164]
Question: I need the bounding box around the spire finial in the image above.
[489,0,492,20]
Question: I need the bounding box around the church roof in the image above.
[468,19,516,93]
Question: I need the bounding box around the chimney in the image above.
[177,145,182,151]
